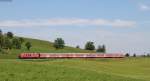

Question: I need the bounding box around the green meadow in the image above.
[0,58,150,81]
[0,38,150,81]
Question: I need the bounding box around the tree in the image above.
[133,53,136,57]
[7,32,13,39]
[102,45,106,53]
[96,45,102,52]
[3,37,12,50]
[12,38,21,49]
[0,33,4,48]
[85,41,95,50]
[76,45,80,48]
[0,29,2,35]
[25,42,32,50]
[19,37,24,44]
[53,38,65,49]
[147,53,150,57]
[0,47,2,52]
[96,45,106,53]
[125,53,130,57]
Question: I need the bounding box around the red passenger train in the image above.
[19,53,125,59]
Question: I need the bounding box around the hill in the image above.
[0,37,94,59]
[1,37,149,81]
[0,57,149,81]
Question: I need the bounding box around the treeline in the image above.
[53,38,106,53]
[0,29,32,53]
[0,29,106,54]
[125,53,150,57]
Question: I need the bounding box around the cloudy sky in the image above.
[0,0,150,54]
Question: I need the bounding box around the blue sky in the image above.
[0,0,150,54]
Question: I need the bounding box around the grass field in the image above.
[0,58,150,81]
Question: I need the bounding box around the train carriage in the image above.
[19,53,125,59]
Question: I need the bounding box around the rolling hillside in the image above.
[0,37,150,81]
[0,37,94,59]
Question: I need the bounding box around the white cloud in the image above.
[139,4,150,11]
[0,18,136,28]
